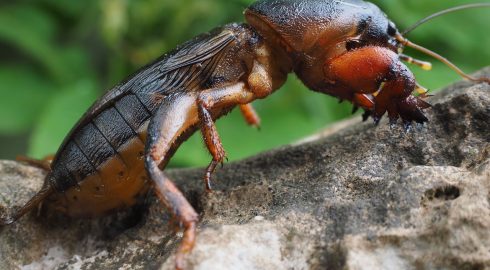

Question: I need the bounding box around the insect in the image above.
[1,0,489,269]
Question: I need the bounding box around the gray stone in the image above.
[1,68,489,270]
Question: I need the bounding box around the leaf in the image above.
[28,80,99,158]
[0,66,55,134]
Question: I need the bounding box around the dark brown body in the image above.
[45,23,288,217]
[46,1,397,217]
[4,1,485,269]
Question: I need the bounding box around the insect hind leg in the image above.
[145,161,198,270]
[144,94,201,270]
[16,155,54,171]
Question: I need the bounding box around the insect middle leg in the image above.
[198,102,226,191]
[197,83,255,191]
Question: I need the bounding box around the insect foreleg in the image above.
[325,46,429,125]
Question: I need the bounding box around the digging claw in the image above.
[368,95,430,128]
[398,96,430,124]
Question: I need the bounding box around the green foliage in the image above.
[29,80,99,158]
[0,66,54,134]
[0,0,488,167]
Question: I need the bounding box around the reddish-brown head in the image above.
[246,0,488,127]
[245,0,426,125]
[245,0,407,96]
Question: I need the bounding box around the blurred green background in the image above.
[0,0,488,168]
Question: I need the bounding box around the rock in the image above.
[1,67,490,270]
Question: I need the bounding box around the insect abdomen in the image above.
[47,94,154,217]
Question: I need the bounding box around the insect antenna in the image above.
[396,3,490,84]
[402,3,490,35]
[396,34,490,84]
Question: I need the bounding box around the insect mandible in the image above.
[1,1,489,269]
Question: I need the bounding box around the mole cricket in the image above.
[1,1,489,269]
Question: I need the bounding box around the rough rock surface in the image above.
[1,68,490,270]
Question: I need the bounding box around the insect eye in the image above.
[387,22,397,36]
[346,40,362,51]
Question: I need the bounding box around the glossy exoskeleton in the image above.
[1,0,489,269]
